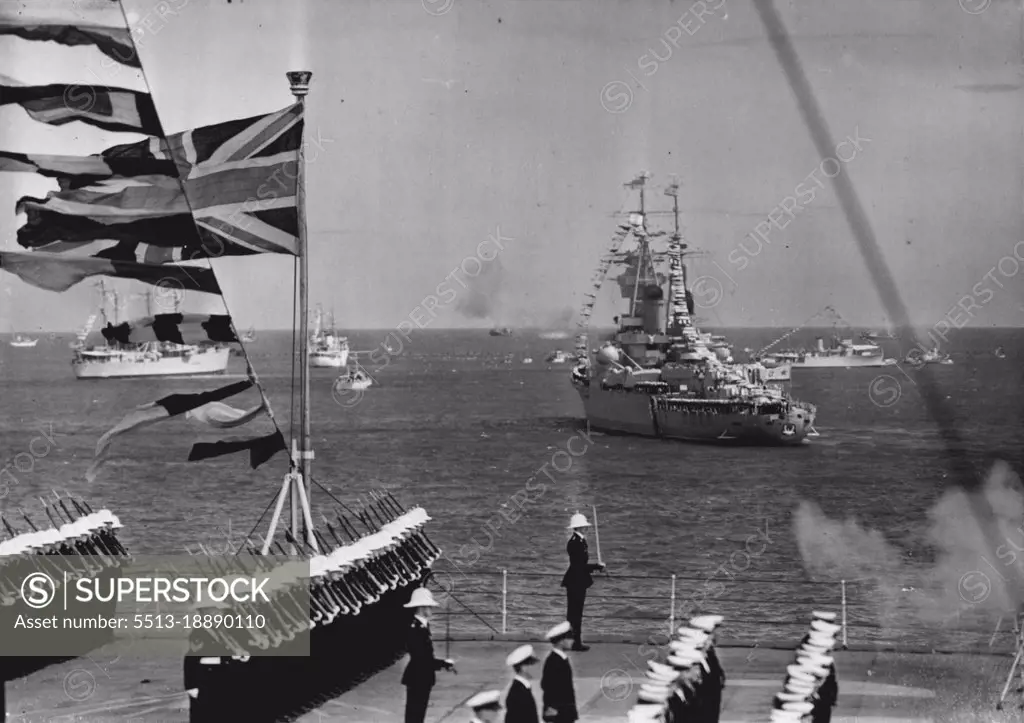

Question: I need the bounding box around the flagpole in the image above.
[288,70,314,551]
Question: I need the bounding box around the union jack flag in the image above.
[16,103,303,259]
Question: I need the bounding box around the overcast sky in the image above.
[1,0,1021,331]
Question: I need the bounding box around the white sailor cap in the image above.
[784,677,816,692]
[786,665,816,683]
[800,640,832,653]
[546,621,573,642]
[637,688,670,704]
[782,701,815,714]
[810,620,841,635]
[627,705,665,722]
[465,690,502,711]
[667,652,700,668]
[647,663,679,679]
[770,711,803,722]
[647,661,676,677]
[775,692,808,702]
[799,664,828,678]
[812,610,837,622]
[798,647,831,663]
[506,644,538,667]
[688,614,724,632]
[675,627,710,645]
[404,587,438,608]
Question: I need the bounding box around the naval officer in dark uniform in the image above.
[504,644,540,723]
[401,587,455,723]
[540,621,579,722]
[561,512,605,651]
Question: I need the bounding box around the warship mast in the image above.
[625,173,650,318]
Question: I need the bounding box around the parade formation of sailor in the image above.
[541,621,580,722]
[562,512,606,651]
[0,502,129,722]
[625,614,727,722]
[184,505,441,722]
[403,586,456,723]
[770,611,840,722]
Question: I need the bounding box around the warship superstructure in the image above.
[571,174,816,445]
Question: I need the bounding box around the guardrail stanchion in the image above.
[669,574,676,637]
[502,569,508,634]
[841,579,849,649]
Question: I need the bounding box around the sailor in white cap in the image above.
[688,615,726,722]
[541,621,579,722]
[505,644,540,723]
[465,690,503,723]
[799,615,839,722]
[560,512,605,651]
[401,587,454,723]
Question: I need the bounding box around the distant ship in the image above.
[906,346,953,366]
[547,350,570,363]
[72,282,229,380]
[765,336,895,368]
[309,306,350,368]
[571,174,816,445]
[539,330,569,340]
[9,334,37,348]
[489,327,513,336]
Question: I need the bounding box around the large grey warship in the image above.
[571,174,816,445]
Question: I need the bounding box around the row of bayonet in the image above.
[185,490,441,655]
[0,495,130,604]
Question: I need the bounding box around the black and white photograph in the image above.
[0,0,1022,720]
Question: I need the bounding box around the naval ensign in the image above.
[561,512,605,651]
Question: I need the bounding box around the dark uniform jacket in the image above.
[506,678,540,723]
[401,617,446,688]
[818,663,838,707]
[561,533,601,589]
[540,651,578,722]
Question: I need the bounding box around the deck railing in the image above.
[422,569,1022,655]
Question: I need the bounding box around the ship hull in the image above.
[792,355,893,368]
[310,350,349,368]
[72,347,230,379]
[576,386,814,445]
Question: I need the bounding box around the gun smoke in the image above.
[794,461,1024,640]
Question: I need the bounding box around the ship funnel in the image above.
[642,285,665,334]
[816,337,825,352]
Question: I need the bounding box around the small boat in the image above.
[523,357,533,364]
[490,327,512,336]
[9,334,38,348]
[333,367,372,392]
[906,346,953,366]
[546,350,570,363]
[995,346,1006,359]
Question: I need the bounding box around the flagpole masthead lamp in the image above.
[287,70,312,97]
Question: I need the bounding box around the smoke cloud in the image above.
[456,256,505,321]
[794,461,1024,640]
